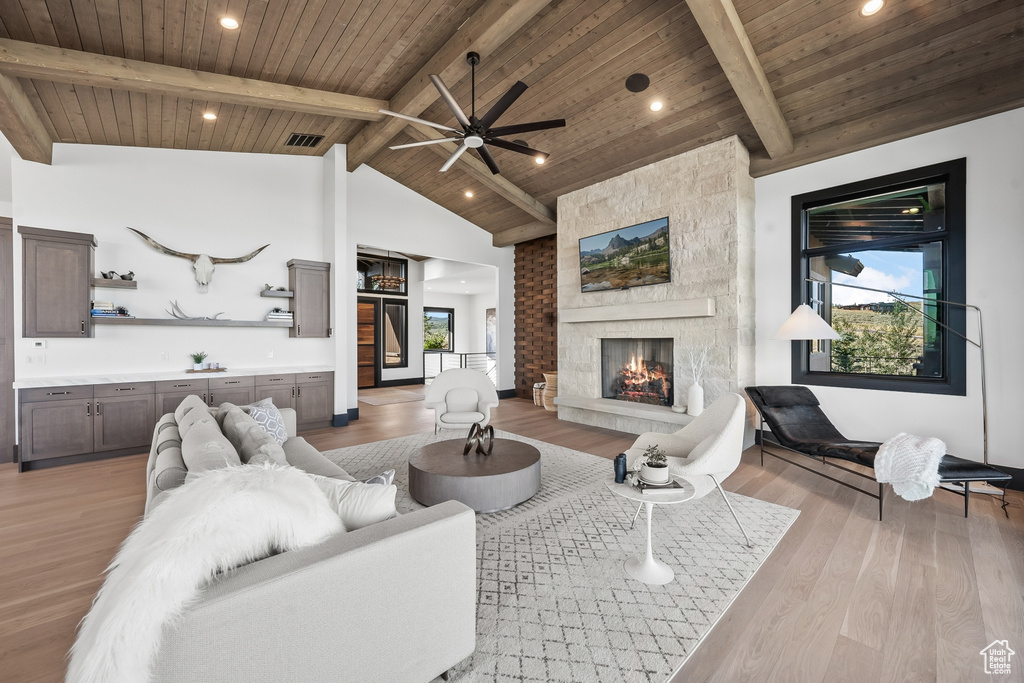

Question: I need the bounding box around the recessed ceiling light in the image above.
[860,0,883,16]
[465,291,470,294]
[465,190,473,198]
[535,155,545,165]
[426,286,431,290]
[460,280,466,284]
[202,112,217,120]
[650,101,663,112]
[220,17,240,29]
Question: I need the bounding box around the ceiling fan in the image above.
[379,52,566,176]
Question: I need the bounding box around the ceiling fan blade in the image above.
[378,109,459,133]
[389,137,462,150]
[486,137,549,160]
[429,75,472,129]
[479,81,528,130]
[476,145,501,175]
[487,119,566,138]
[439,143,469,172]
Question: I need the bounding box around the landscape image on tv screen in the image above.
[579,217,670,292]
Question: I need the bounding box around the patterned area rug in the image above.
[356,388,425,405]
[323,431,799,683]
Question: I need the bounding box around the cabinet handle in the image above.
[209,393,214,405]
[268,378,282,382]
[309,375,321,379]
[96,402,102,415]
[291,387,295,398]
[297,324,301,336]
[173,384,191,388]
[47,391,70,396]
[115,387,135,391]
[225,380,240,385]
[328,327,333,337]
[203,393,208,403]
[86,402,90,416]
[297,387,302,398]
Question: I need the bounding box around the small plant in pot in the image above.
[639,445,670,484]
[190,351,208,371]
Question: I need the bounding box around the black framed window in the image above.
[357,253,408,296]
[382,299,408,368]
[423,307,455,351]
[791,158,966,395]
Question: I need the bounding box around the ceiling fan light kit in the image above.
[382,52,565,176]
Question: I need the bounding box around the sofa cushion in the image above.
[282,437,355,481]
[177,404,216,440]
[242,398,289,444]
[217,404,260,452]
[440,411,485,425]
[445,387,479,413]
[181,419,241,474]
[174,394,209,424]
[238,424,288,466]
[153,444,188,492]
[308,474,399,530]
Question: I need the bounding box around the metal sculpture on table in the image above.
[127,227,269,292]
[463,423,495,456]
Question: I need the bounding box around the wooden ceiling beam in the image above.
[0,71,52,164]
[492,221,555,248]
[684,0,793,158]
[404,123,555,226]
[0,39,387,122]
[346,0,554,172]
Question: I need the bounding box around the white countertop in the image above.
[13,365,334,389]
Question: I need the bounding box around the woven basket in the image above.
[532,383,546,406]
[542,372,558,412]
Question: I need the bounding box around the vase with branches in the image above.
[682,336,713,416]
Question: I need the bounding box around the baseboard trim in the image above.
[497,389,516,400]
[332,413,347,428]
[18,447,144,472]
[377,377,425,388]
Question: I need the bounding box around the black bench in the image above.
[745,386,1010,519]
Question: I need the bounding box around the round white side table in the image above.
[606,478,696,585]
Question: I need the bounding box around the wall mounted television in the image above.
[579,217,670,292]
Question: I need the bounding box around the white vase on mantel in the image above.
[687,382,704,417]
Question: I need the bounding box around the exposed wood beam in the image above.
[0,71,52,164]
[346,0,554,172]
[684,0,793,158]
[0,39,386,122]
[492,221,555,248]
[405,124,556,226]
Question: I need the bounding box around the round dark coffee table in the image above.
[409,439,541,513]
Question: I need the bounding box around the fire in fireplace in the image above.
[601,338,673,406]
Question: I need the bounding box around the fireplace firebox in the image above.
[601,338,673,406]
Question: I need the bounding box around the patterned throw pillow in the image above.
[364,469,395,486]
[243,398,288,444]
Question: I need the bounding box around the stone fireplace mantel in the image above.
[560,297,715,324]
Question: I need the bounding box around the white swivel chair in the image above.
[623,393,751,546]
[424,368,500,434]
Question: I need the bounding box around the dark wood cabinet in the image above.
[19,386,95,461]
[154,378,210,415]
[289,260,331,338]
[209,376,255,407]
[94,393,156,452]
[19,227,95,338]
[255,374,296,410]
[295,372,334,427]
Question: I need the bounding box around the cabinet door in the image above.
[209,387,254,407]
[289,260,330,338]
[22,236,92,338]
[255,384,295,410]
[295,383,332,426]
[20,399,94,460]
[155,390,207,415]
[94,394,155,452]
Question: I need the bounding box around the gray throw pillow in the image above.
[243,398,288,444]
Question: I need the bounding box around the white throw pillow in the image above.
[243,398,289,444]
[308,474,399,530]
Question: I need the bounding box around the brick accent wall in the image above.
[514,235,557,400]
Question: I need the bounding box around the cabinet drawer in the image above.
[297,371,333,385]
[154,378,209,393]
[20,385,93,403]
[210,375,255,390]
[94,381,155,398]
[256,373,295,387]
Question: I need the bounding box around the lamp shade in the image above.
[773,304,841,340]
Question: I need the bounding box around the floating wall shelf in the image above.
[91,317,292,328]
[260,290,294,298]
[91,278,138,289]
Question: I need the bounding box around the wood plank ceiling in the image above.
[1,0,1023,245]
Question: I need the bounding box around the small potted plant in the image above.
[639,444,669,484]
[190,351,208,371]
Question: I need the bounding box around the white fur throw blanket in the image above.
[875,432,946,501]
[66,463,343,683]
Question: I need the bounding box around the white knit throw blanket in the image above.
[875,432,945,501]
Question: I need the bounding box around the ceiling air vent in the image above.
[285,133,324,148]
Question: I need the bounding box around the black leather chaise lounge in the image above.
[745,386,1011,520]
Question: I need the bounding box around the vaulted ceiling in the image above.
[1,0,1022,246]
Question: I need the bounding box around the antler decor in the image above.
[127,227,269,292]
[165,301,227,321]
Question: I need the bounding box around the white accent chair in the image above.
[424,368,500,434]
[623,393,751,546]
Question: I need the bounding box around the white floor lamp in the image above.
[776,278,994,480]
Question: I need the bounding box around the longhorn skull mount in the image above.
[127,227,269,292]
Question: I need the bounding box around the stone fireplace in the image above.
[601,338,673,406]
[554,136,756,437]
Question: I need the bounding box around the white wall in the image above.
[346,164,515,404]
[755,108,1024,469]
[0,133,13,217]
[12,144,331,379]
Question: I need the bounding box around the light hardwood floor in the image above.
[0,394,1020,682]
